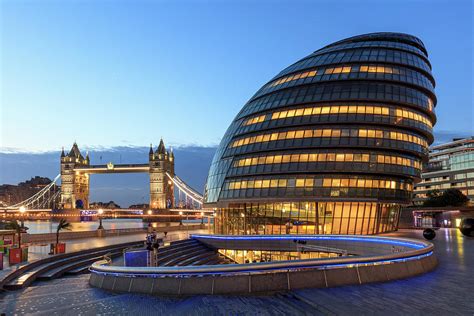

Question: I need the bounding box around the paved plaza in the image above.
[0,228,472,315]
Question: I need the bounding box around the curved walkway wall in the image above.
[89,234,437,296]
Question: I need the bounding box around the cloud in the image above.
[433,130,472,145]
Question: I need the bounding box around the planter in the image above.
[55,243,66,254]
[9,247,28,264]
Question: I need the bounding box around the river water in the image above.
[21,218,206,234]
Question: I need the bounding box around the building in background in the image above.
[413,137,474,205]
[399,137,474,228]
[204,32,436,235]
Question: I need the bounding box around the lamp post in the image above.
[179,211,183,226]
[97,208,104,230]
[201,211,204,225]
[19,206,26,228]
[147,210,153,228]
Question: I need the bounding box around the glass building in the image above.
[414,137,474,205]
[204,32,437,235]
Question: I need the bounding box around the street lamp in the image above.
[201,211,204,224]
[179,211,183,226]
[97,208,104,230]
[19,206,26,228]
[147,210,153,227]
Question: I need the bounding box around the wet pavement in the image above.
[0,228,472,315]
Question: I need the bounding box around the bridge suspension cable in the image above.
[6,174,61,210]
[166,173,203,207]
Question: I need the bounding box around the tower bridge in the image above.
[3,139,204,211]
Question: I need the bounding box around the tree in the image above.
[423,188,469,207]
[441,188,469,206]
[56,219,72,246]
[5,220,26,248]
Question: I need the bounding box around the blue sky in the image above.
[1,0,473,205]
[1,0,472,153]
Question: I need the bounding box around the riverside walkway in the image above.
[0,225,208,282]
[0,228,472,315]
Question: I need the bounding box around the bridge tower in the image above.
[149,139,175,209]
[60,143,90,209]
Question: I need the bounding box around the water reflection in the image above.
[22,219,145,234]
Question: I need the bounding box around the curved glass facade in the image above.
[204,32,436,235]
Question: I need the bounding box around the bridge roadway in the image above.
[74,163,149,174]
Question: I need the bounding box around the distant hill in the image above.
[90,201,121,209]
[0,176,53,206]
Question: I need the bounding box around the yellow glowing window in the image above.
[336,154,345,162]
[278,132,286,140]
[357,106,365,113]
[278,179,287,187]
[359,130,367,137]
[342,66,351,73]
[321,107,330,114]
[368,66,377,72]
[362,154,370,162]
[330,107,339,114]
[291,154,300,163]
[318,153,326,161]
[349,179,357,187]
[304,130,313,138]
[332,179,341,187]
[303,108,313,116]
[322,129,332,137]
[327,153,336,161]
[287,131,296,139]
[341,179,349,187]
[365,180,373,188]
[367,130,376,138]
[300,154,309,162]
[325,68,334,74]
[262,134,271,142]
[295,130,304,138]
[313,107,321,114]
[314,130,322,137]
[257,157,266,165]
[346,153,353,161]
[309,154,317,162]
[296,179,305,187]
[282,155,291,163]
[270,179,279,188]
[274,155,282,164]
[348,106,357,113]
[270,133,278,141]
[287,110,296,117]
[377,66,384,73]
[234,182,241,189]
[323,179,332,187]
[262,180,270,188]
[360,66,369,72]
[357,179,365,187]
[332,130,341,137]
[265,156,274,164]
[305,179,314,187]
